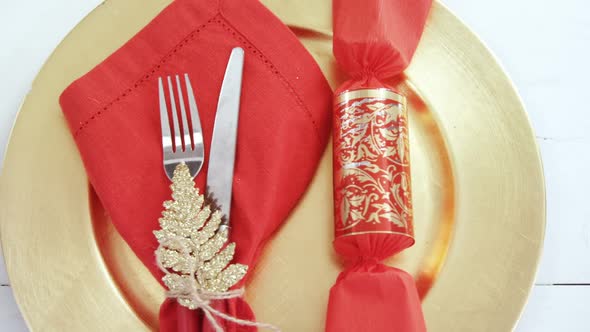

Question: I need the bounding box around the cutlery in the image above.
[207,47,244,229]
[158,47,245,225]
[158,73,205,180]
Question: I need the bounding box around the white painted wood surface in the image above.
[0,0,588,330]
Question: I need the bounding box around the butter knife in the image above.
[207,47,244,229]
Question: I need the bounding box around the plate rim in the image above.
[0,1,546,331]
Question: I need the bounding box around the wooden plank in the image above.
[517,285,590,332]
[0,286,28,331]
[0,248,8,285]
[536,140,590,283]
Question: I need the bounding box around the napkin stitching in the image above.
[214,15,322,138]
[74,14,322,141]
[73,17,217,138]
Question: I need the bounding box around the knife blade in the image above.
[207,47,244,227]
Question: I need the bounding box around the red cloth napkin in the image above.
[327,0,431,331]
[59,0,332,330]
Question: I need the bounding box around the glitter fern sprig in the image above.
[154,163,248,310]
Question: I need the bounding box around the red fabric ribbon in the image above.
[59,0,332,330]
[328,0,431,331]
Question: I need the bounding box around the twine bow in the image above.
[166,286,281,332]
[156,237,280,332]
[154,164,280,332]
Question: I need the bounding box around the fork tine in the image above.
[184,74,204,150]
[166,76,182,152]
[175,75,191,152]
[158,77,172,149]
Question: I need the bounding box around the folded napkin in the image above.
[60,0,332,330]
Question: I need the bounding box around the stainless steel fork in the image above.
[158,74,204,180]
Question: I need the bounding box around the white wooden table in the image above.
[1,0,589,330]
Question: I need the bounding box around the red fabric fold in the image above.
[333,0,431,81]
[159,297,255,332]
[328,263,425,332]
[329,0,431,331]
[59,0,332,330]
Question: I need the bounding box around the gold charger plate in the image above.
[0,0,545,331]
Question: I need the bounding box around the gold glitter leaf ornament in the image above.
[154,163,248,310]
